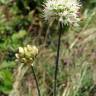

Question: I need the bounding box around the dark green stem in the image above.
[53,22,63,96]
[31,65,41,96]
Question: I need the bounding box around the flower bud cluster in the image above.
[15,45,38,64]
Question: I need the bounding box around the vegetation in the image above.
[0,0,96,96]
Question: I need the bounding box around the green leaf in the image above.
[12,30,27,41]
[0,61,16,70]
[0,69,13,94]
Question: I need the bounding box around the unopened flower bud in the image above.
[31,46,38,56]
[19,47,24,55]
[15,45,38,64]
[15,54,19,59]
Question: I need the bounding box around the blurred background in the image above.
[0,0,96,96]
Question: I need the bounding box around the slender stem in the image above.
[31,65,41,96]
[53,23,63,96]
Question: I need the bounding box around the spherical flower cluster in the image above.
[15,45,38,64]
[43,0,81,26]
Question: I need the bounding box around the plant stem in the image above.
[53,22,63,96]
[31,65,41,96]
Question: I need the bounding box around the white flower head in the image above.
[43,0,81,26]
